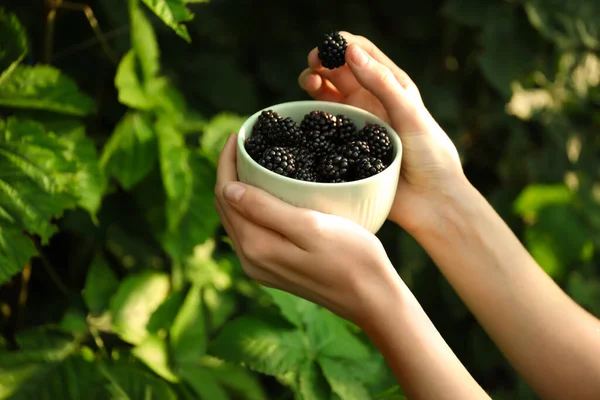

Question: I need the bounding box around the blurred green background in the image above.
[0,0,599,399]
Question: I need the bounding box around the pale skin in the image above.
[214,32,600,400]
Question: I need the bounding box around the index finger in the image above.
[216,133,239,192]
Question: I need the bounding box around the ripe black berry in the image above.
[318,32,347,69]
[259,147,296,177]
[300,111,337,134]
[341,141,370,164]
[245,134,268,162]
[253,110,283,137]
[355,157,386,180]
[300,129,336,158]
[268,117,303,146]
[358,124,392,160]
[318,154,350,182]
[334,114,358,143]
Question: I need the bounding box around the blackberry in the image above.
[268,117,303,146]
[341,141,370,164]
[295,168,318,182]
[355,157,386,180]
[245,134,269,161]
[358,124,392,160]
[300,129,336,158]
[334,114,358,143]
[259,146,296,177]
[318,154,350,182]
[252,110,283,138]
[317,31,347,69]
[300,111,337,134]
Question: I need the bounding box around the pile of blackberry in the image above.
[244,109,393,183]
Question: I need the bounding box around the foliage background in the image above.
[0,0,599,399]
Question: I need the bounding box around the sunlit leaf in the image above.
[102,362,178,400]
[319,357,371,400]
[131,334,179,382]
[262,288,318,329]
[115,50,153,110]
[170,284,207,364]
[298,361,330,400]
[514,184,573,220]
[140,0,194,43]
[178,367,228,400]
[200,112,247,164]
[0,65,96,116]
[209,316,307,376]
[129,0,160,82]
[109,271,171,345]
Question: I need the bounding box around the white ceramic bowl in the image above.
[236,101,402,233]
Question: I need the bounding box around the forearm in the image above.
[412,178,600,399]
[358,277,490,400]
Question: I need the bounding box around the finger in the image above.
[214,197,240,250]
[345,43,428,135]
[298,68,345,102]
[340,31,420,96]
[221,181,316,248]
[308,48,362,96]
[216,133,239,192]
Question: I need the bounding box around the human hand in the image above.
[298,32,466,235]
[214,134,401,324]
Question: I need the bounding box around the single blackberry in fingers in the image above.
[334,114,358,143]
[355,157,386,180]
[318,31,348,69]
[358,124,392,160]
[245,134,269,161]
[341,141,370,164]
[268,117,303,146]
[259,146,296,177]
[300,110,337,134]
[318,154,350,182]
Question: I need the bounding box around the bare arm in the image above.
[357,275,491,400]
[407,177,600,400]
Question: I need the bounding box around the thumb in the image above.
[345,43,428,135]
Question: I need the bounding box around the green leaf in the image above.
[205,357,268,400]
[0,227,36,283]
[524,206,588,278]
[155,116,220,263]
[298,361,330,400]
[140,0,194,43]
[109,271,171,345]
[318,357,371,400]
[56,122,106,218]
[0,117,94,283]
[129,0,160,82]
[524,0,600,50]
[200,112,247,164]
[514,184,573,220]
[179,367,229,400]
[0,8,28,85]
[115,50,153,110]
[262,288,318,329]
[0,65,96,116]
[100,111,157,189]
[131,334,179,383]
[306,308,370,361]
[146,290,187,334]
[102,362,178,400]
[209,316,307,376]
[170,284,206,364]
[83,255,120,314]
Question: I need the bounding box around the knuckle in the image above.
[302,210,328,237]
[240,237,266,263]
[244,194,268,220]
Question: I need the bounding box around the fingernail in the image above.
[348,45,368,67]
[223,183,245,203]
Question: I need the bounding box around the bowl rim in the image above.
[237,100,403,188]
